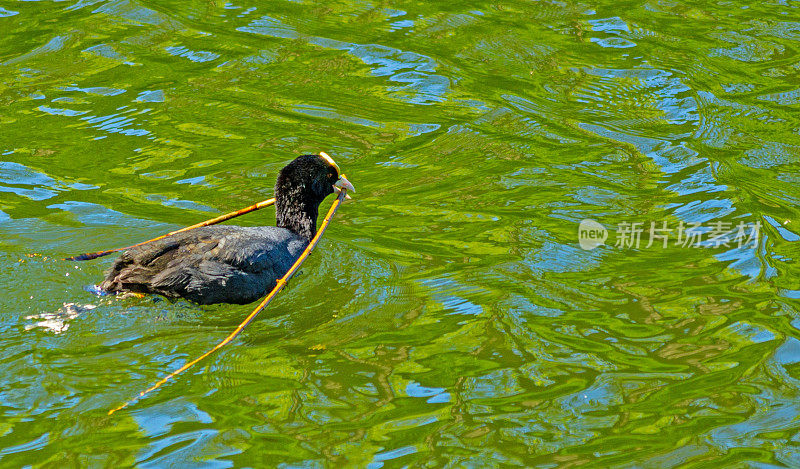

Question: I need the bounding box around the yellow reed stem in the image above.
[108,190,346,415]
[66,198,276,261]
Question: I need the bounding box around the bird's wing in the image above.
[209,227,306,274]
[150,227,305,304]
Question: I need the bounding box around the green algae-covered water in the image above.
[2,0,800,466]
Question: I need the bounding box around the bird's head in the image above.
[275,152,354,239]
[276,153,354,203]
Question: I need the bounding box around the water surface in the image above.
[1,0,800,466]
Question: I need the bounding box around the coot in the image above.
[99,153,354,304]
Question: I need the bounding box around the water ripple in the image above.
[1,0,799,466]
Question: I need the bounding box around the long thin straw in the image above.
[108,190,347,415]
[66,198,276,261]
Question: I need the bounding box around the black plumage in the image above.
[99,154,354,304]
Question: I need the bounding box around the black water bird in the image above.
[99,153,354,304]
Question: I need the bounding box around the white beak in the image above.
[333,174,355,199]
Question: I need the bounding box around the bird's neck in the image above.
[276,188,319,241]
